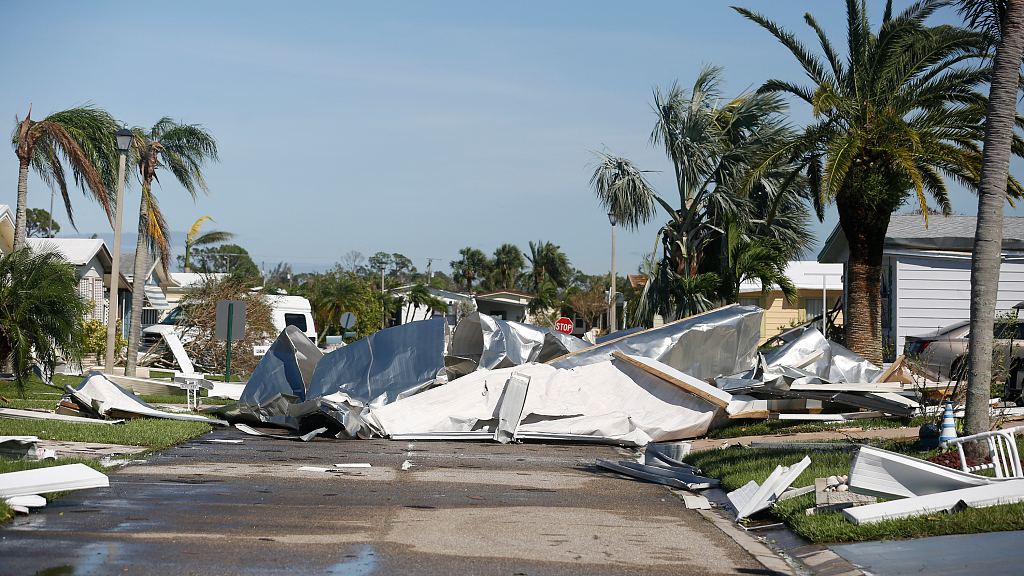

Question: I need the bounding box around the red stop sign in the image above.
[554,317,574,334]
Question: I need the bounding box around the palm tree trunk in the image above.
[965,1,1024,445]
[13,161,30,251]
[124,189,151,377]
[838,204,890,367]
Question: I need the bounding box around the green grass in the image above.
[0,417,213,449]
[0,458,109,523]
[706,416,927,439]
[1,371,215,448]
[684,439,1024,543]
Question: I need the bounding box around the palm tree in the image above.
[526,240,571,293]
[450,247,488,293]
[591,67,810,326]
[954,0,1024,442]
[490,243,525,290]
[0,248,89,394]
[10,105,119,250]
[183,215,235,271]
[404,284,431,323]
[124,118,219,377]
[721,220,798,305]
[734,0,1018,365]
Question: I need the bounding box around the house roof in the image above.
[818,215,1024,262]
[168,272,226,290]
[26,238,131,291]
[739,260,843,292]
[628,274,648,288]
[476,290,535,299]
[27,238,110,268]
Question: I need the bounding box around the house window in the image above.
[805,298,824,331]
[738,297,760,308]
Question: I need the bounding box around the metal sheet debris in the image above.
[595,458,719,490]
[63,372,227,425]
[0,407,125,425]
[450,312,588,371]
[847,445,999,500]
[843,479,1024,525]
[0,463,108,499]
[727,456,811,520]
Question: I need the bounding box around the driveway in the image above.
[1,427,778,575]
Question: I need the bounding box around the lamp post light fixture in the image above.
[104,127,134,373]
[607,211,617,334]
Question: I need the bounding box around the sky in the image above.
[3,1,1022,280]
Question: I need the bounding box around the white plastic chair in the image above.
[947,425,1024,478]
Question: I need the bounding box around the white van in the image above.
[140,295,317,353]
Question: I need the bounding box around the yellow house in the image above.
[738,261,844,345]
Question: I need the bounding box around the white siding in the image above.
[894,253,1024,355]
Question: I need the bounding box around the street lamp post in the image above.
[104,128,134,374]
[608,211,617,333]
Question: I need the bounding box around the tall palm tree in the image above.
[734,0,1020,365]
[124,118,218,377]
[183,215,235,271]
[591,67,810,326]
[490,243,525,290]
[10,105,119,250]
[450,247,488,293]
[526,240,571,293]
[954,0,1024,441]
[0,248,89,394]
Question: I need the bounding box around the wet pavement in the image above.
[830,530,1024,576]
[0,427,780,575]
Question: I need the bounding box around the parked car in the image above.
[904,318,1024,401]
[140,295,317,353]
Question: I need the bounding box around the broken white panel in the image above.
[162,331,198,376]
[4,494,47,512]
[0,436,40,459]
[0,463,108,499]
[843,479,1024,525]
[682,494,712,509]
[234,423,326,442]
[774,412,886,421]
[848,445,998,499]
[728,456,812,520]
[69,372,226,425]
[0,407,124,425]
[494,371,531,443]
[612,353,732,408]
[334,463,371,468]
[207,381,246,400]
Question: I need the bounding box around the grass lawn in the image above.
[684,437,1024,544]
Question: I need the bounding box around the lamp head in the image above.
[115,128,134,154]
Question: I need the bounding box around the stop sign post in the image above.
[554,317,574,334]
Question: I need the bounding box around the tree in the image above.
[124,118,219,377]
[450,247,488,293]
[296,266,363,342]
[488,243,525,291]
[0,248,88,394]
[11,105,119,251]
[526,240,571,292]
[567,287,609,333]
[190,244,259,276]
[955,0,1024,441]
[25,208,59,238]
[721,223,798,305]
[734,1,1017,365]
[591,67,810,326]
[182,215,234,271]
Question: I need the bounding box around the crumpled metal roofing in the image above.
[449,311,588,371]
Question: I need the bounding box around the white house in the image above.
[393,286,534,326]
[0,204,14,255]
[818,214,1024,360]
[120,253,186,327]
[26,238,132,333]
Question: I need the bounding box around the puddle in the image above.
[327,545,376,575]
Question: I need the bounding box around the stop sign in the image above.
[554,317,574,334]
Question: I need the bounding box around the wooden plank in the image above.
[728,410,771,419]
[612,352,730,408]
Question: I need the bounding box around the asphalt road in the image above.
[0,426,779,575]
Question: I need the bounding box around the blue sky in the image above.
[2,1,1019,278]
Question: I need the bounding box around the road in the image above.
[0,426,779,575]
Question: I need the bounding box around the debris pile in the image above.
[0,463,108,514]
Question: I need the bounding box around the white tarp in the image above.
[372,355,725,445]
